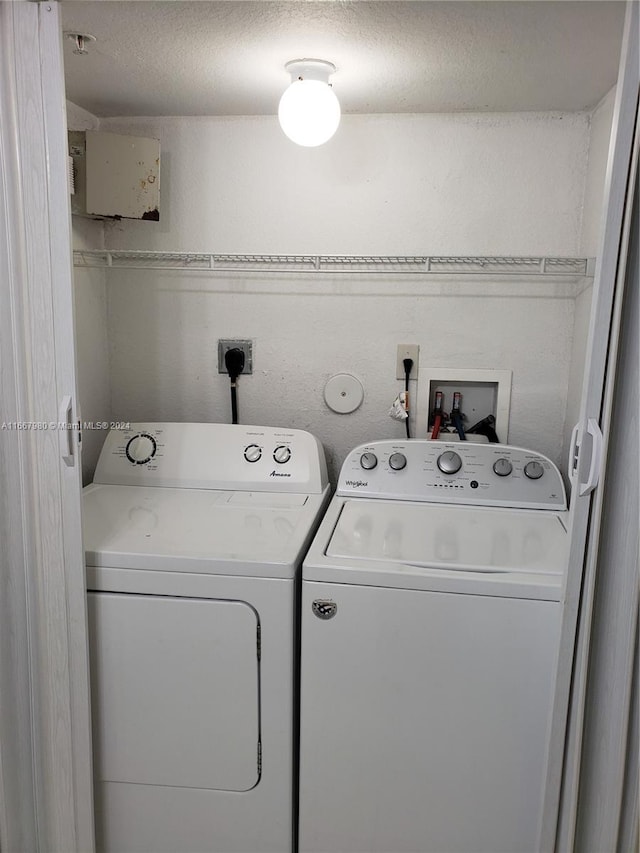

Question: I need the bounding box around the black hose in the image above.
[224,348,245,425]
[403,358,413,439]
[230,382,239,425]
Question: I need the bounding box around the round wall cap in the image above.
[324,373,364,414]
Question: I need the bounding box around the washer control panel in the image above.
[93,423,328,493]
[343,440,566,509]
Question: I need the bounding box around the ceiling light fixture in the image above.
[278,59,340,147]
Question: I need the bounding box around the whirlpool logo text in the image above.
[345,479,368,488]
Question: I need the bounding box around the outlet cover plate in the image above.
[218,339,253,374]
[396,344,419,379]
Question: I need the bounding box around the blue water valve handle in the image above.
[450,392,466,441]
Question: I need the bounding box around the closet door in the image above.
[573,169,639,853]
[0,3,94,852]
[541,2,640,850]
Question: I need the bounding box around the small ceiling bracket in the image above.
[64,32,96,56]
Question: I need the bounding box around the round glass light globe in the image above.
[278,79,341,147]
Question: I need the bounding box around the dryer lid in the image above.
[83,483,327,577]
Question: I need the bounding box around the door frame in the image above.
[0,3,94,850]
[541,2,640,849]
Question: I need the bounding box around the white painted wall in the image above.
[580,87,618,256]
[562,87,617,470]
[66,100,98,134]
[100,113,589,256]
[93,112,591,481]
[67,101,111,484]
[105,272,575,479]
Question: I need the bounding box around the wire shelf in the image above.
[72,250,594,278]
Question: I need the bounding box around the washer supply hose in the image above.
[450,391,466,441]
[431,391,444,439]
[466,413,500,443]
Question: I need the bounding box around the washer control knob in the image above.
[125,433,156,465]
[437,450,462,475]
[273,445,291,464]
[244,444,262,463]
[493,458,513,477]
[524,460,544,480]
[389,452,407,471]
[360,452,378,470]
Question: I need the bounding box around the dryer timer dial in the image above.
[125,433,157,465]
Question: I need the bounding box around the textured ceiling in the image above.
[61,1,626,117]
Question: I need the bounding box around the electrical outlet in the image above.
[218,339,253,374]
[396,344,419,379]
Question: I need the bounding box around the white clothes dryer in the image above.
[299,439,568,853]
[83,423,330,853]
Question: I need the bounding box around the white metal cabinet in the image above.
[70,130,160,220]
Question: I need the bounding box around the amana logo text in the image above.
[270,470,291,477]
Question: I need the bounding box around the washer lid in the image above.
[327,500,568,574]
[83,483,327,577]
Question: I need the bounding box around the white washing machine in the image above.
[299,439,568,853]
[83,422,330,853]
